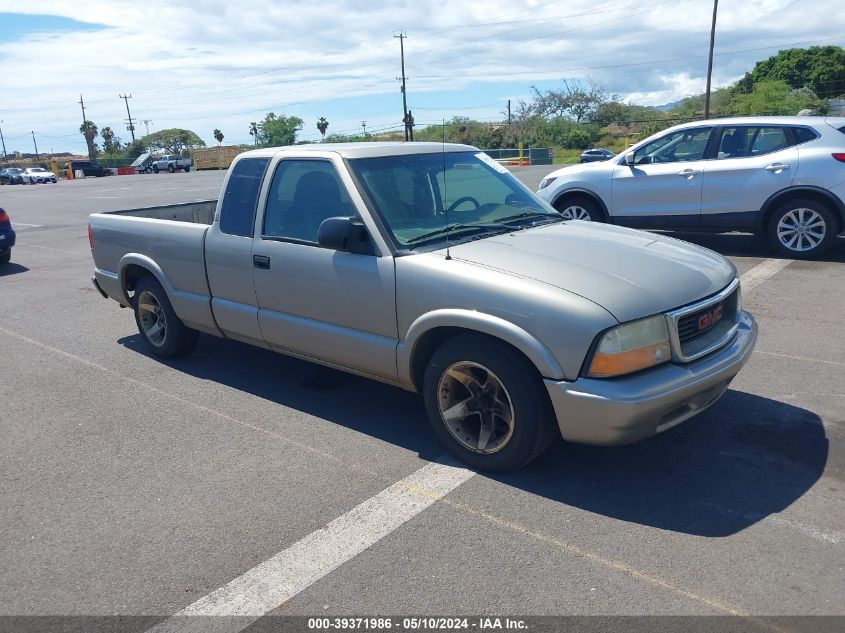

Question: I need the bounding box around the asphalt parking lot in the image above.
[1,168,844,629]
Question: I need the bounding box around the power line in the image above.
[704,0,719,119]
[119,93,135,142]
[395,31,410,141]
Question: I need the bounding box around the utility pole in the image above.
[31,131,39,160]
[78,93,87,124]
[141,119,153,136]
[0,120,7,159]
[394,31,409,141]
[119,93,136,142]
[703,0,719,119]
[508,100,512,125]
[361,121,367,137]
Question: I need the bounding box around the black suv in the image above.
[0,168,25,185]
[65,161,110,177]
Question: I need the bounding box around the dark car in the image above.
[579,148,616,163]
[64,160,110,177]
[0,207,15,264]
[0,168,25,185]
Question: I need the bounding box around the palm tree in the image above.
[248,122,259,146]
[80,120,98,160]
[317,117,329,140]
[213,129,224,145]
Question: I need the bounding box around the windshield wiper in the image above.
[405,222,508,244]
[497,211,560,224]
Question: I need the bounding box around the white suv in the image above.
[537,116,845,258]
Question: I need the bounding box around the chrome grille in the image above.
[665,279,741,363]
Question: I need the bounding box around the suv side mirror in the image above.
[625,153,635,166]
[318,216,371,254]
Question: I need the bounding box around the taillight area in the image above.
[833,153,845,163]
[0,210,9,224]
[88,224,94,249]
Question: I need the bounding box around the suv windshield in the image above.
[348,151,559,247]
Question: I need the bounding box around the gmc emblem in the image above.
[698,305,724,331]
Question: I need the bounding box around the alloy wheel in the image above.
[777,208,826,253]
[136,290,167,347]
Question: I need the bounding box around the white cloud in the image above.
[0,0,842,153]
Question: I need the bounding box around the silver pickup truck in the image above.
[89,142,757,470]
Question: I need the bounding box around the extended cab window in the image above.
[263,160,357,244]
[219,158,269,237]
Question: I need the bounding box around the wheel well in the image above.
[122,264,155,295]
[409,326,543,391]
[761,189,844,234]
[552,190,608,221]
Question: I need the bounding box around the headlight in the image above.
[587,315,671,378]
[538,176,556,190]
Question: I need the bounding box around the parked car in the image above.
[0,167,25,185]
[22,167,57,184]
[538,116,845,259]
[89,142,757,471]
[65,160,110,177]
[0,207,15,264]
[579,148,616,163]
[152,155,192,173]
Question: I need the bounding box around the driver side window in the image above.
[636,128,712,164]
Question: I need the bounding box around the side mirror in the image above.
[318,216,371,254]
[625,153,635,166]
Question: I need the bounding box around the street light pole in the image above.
[703,0,719,119]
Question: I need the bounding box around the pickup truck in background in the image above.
[152,155,192,173]
[89,142,757,471]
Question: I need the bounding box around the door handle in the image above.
[677,168,700,178]
[253,254,271,269]
[765,163,790,173]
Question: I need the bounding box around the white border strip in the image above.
[739,258,791,292]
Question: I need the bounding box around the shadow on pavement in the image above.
[0,262,30,277]
[661,230,845,262]
[119,334,828,538]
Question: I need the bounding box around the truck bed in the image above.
[89,200,221,335]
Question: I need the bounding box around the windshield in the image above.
[348,151,558,247]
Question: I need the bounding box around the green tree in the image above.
[139,128,205,155]
[213,129,224,145]
[257,112,304,146]
[100,127,122,154]
[79,120,98,160]
[249,122,259,146]
[729,80,823,116]
[317,117,329,140]
[738,46,845,99]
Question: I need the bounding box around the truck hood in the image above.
[446,222,736,323]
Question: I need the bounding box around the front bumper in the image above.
[545,310,757,446]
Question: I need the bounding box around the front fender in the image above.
[397,308,566,390]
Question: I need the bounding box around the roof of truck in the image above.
[237,142,480,160]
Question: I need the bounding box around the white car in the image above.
[537,116,845,258]
[23,167,57,184]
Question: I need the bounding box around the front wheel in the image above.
[423,335,557,471]
[554,195,603,222]
[133,276,198,358]
[767,199,837,259]
[168,164,175,173]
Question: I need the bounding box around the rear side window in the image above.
[219,158,270,237]
[792,127,818,144]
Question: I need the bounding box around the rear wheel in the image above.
[767,199,837,259]
[0,250,10,264]
[184,165,190,173]
[168,164,175,173]
[153,166,159,174]
[133,276,198,358]
[423,334,557,471]
[554,194,603,222]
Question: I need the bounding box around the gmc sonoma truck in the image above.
[89,143,757,470]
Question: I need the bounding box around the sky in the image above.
[0,0,843,155]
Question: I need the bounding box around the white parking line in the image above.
[738,258,792,292]
[11,223,43,229]
[149,460,475,630]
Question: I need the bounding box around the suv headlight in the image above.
[587,315,671,378]
[538,176,556,190]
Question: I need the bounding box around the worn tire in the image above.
[554,194,603,222]
[132,275,198,358]
[422,334,557,471]
[767,198,838,259]
[0,249,10,264]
